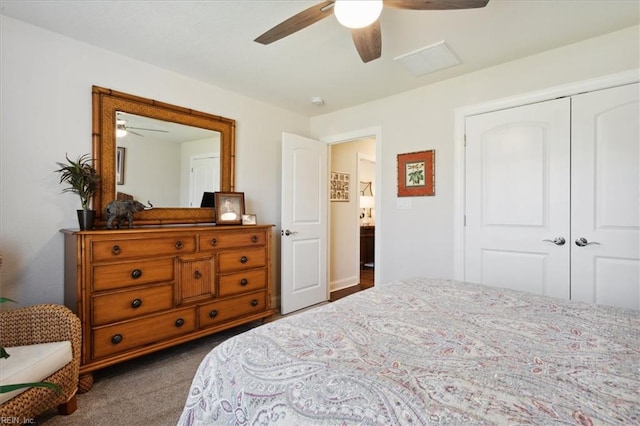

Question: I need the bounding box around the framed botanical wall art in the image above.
[214,192,245,225]
[330,171,350,202]
[397,150,435,197]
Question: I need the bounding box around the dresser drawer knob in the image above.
[175,318,185,327]
[209,310,218,318]
[251,235,259,243]
[175,240,184,249]
[240,278,248,286]
[209,238,218,246]
[131,298,142,309]
[251,299,259,307]
[112,245,122,255]
[240,256,248,264]
[131,269,143,279]
[111,334,123,345]
[194,270,202,279]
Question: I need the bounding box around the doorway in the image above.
[358,154,375,290]
[328,137,376,296]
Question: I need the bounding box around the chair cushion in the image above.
[0,341,72,404]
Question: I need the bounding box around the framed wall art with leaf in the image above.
[397,150,435,197]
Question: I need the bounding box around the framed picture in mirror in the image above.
[116,147,126,185]
[215,192,245,225]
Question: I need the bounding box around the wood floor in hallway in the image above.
[330,267,374,302]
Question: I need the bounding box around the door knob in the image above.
[542,237,566,246]
[282,229,298,236]
[575,237,600,247]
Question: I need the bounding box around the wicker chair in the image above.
[0,304,82,419]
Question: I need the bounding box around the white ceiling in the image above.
[1,0,638,117]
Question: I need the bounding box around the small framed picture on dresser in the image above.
[214,192,245,225]
[242,214,257,225]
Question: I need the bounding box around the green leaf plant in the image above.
[55,153,101,211]
[0,298,62,395]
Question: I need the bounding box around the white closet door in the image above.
[571,83,640,309]
[465,98,571,299]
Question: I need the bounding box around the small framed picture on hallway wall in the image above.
[330,171,350,201]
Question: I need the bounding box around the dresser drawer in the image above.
[91,235,196,262]
[199,291,266,327]
[199,229,267,251]
[218,247,266,273]
[218,269,267,297]
[92,307,196,359]
[92,284,174,326]
[92,258,174,291]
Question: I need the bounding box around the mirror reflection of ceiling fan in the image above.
[116,114,169,138]
[254,0,490,63]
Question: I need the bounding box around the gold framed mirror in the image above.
[92,86,235,226]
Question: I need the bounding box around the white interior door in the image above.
[281,132,328,314]
[570,83,640,309]
[189,155,219,207]
[465,98,571,299]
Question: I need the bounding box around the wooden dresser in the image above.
[62,225,274,391]
[360,226,375,268]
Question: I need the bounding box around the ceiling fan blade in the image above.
[351,21,382,63]
[383,0,489,10]
[255,1,335,44]
[127,126,169,133]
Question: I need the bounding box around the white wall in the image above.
[118,136,182,205]
[311,25,640,285]
[0,16,309,306]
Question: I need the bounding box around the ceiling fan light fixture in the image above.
[116,121,127,138]
[334,0,383,29]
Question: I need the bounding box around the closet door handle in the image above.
[542,237,565,246]
[575,237,600,247]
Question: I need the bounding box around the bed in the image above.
[178,278,639,425]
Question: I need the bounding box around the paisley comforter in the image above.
[178,278,639,425]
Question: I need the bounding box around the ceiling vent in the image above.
[394,40,461,77]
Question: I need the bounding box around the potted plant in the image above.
[55,153,101,230]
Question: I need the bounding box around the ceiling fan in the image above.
[254,0,490,63]
[116,115,169,138]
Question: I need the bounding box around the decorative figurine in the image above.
[105,200,153,229]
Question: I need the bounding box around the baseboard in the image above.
[330,284,360,301]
